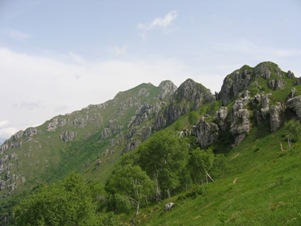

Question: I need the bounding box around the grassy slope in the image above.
[133,125,301,226]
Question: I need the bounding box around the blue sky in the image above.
[1,0,301,139]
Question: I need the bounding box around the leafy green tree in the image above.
[138,130,189,200]
[189,148,214,184]
[285,120,301,147]
[105,164,153,215]
[14,174,97,226]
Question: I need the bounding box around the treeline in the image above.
[12,130,226,225]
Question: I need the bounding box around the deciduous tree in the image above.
[105,164,153,215]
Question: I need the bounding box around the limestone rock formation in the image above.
[196,120,219,148]
[286,96,301,120]
[267,79,285,90]
[219,62,284,105]
[230,98,250,145]
[47,116,67,131]
[59,131,77,142]
[261,93,271,118]
[155,79,214,129]
[158,80,177,100]
[287,70,295,78]
[215,106,228,131]
[23,127,38,137]
[219,66,253,105]
[254,62,272,79]
[269,103,283,132]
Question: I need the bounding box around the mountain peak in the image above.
[218,61,294,105]
[158,80,177,100]
[174,78,213,102]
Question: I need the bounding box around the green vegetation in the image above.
[14,119,301,225]
[2,62,301,225]
[133,125,301,226]
[14,174,98,225]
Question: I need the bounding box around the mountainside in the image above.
[1,61,301,225]
[0,81,175,195]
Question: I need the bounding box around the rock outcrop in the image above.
[269,103,283,132]
[155,79,215,130]
[230,98,250,145]
[219,62,285,105]
[60,131,77,142]
[196,120,219,148]
[267,79,285,90]
[158,80,177,100]
[47,116,67,131]
[215,106,228,131]
[219,66,253,105]
[286,96,301,120]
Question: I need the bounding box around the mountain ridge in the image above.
[1,61,301,225]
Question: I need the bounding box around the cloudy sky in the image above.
[1,0,301,140]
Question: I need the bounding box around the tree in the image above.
[105,164,153,215]
[138,130,189,200]
[285,120,301,147]
[189,148,214,184]
[14,174,97,226]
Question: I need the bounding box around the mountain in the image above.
[0,81,175,194]
[1,61,301,225]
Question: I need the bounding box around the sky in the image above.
[0,0,301,140]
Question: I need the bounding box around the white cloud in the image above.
[0,47,189,137]
[111,45,128,57]
[0,127,18,139]
[138,10,178,30]
[0,120,18,139]
[0,120,9,128]
[3,28,31,41]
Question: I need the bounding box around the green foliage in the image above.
[188,111,199,125]
[13,174,98,226]
[284,119,301,145]
[132,125,301,226]
[137,130,189,199]
[105,164,154,214]
[189,148,214,184]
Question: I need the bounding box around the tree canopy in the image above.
[13,174,97,226]
[105,164,153,215]
[138,130,189,199]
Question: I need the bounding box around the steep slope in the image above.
[0,78,215,200]
[219,61,298,105]
[135,125,301,225]
[0,81,177,197]
[194,61,301,149]
[114,61,301,225]
[154,78,215,130]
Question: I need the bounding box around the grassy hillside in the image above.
[2,62,301,225]
[127,123,301,225]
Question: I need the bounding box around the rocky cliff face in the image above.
[154,79,215,130]
[193,62,300,148]
[196,120,219,148]
[219,62,292,105]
